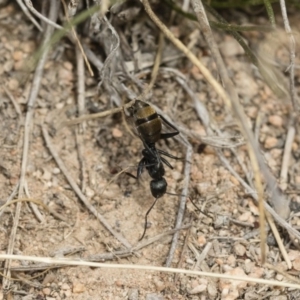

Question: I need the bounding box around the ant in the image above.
[128,100,181,240]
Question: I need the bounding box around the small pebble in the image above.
[63,61,73,70]
[264,137,278,149]
[292,142,298,151]
[230,175,240,186]
[7,78,19,90]
[244,260,255,273]
[72,282,85,293]
[234,243,246,256]
[115,280,123,287]
[61,283,70,290]
[189,284,207,295]
[42,273,56,285]
[112,128,123,138]
[293,257,300,271]
[145,293,164,300]
[288,250,299,261]
[270,296,287,300]
[52,168,60,175]
[248,267,264,279]
[128,289,139,300]
[42,288,51,296]
[268,115,283,127]
[154,279,165,292]
[3,61,13,72]
[42,169,52,181]
[23,41,36,53]
[197,235,206,247]
[295,176,300,185]
[186,258,194,265]
[220,39,244,57]
[227,254,236,267]
[275,274,284,281]
[238,211,251,222]
[246,106,258,119]
[64,290,72,297]
[207,282,218,298]
[12,50,23,61]
[85,186,95,197]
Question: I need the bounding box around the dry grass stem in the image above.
[24,0,62,30]
[1,254,300,289]
[24,179,45,222]
[0,182,19,220]
[98,15,120,88]
[194,242,212,270]
[74,45,87,192]
[75,46,86,128]
[279,0,299,110]
[88,225,190,262]
[266,213,292,269]
[141,32,165,100]
[63,100,135,126]
[280,122,296,187]
[61,0,94,76]
[0,198,48,214]
[16,0,43,31]
[3,85,22,118]
[75,130,87,192]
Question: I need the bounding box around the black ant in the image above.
[128,100,181,240]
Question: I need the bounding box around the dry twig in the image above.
[2,254,300,289]
[24,0,61,30]
[16,0,43,31]
[74,45,87,192]
[266,213,292,269]
[280,120,296,188]
[279,0,299,110]
[61,0,94,76]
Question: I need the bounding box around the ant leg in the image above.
[160,156,174,169]
[139,197,160,241]
[137,158,146,180]
[125,158,146,181]
[157,149,182,160]
[158,114,179,133]
[125,172,137,180]
[160,132,179,140]
[158,114,179,139]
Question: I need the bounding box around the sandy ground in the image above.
[1,2,300,300]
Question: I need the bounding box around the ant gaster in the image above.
[129,100,180,240]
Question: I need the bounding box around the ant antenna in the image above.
[167,192,211,219]
[139,197,160,241]
[138,193,211,241]
[166,191,185,197]
[166,192,210,217]
[139,192,182,241]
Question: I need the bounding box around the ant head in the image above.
[150,178,167,199]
